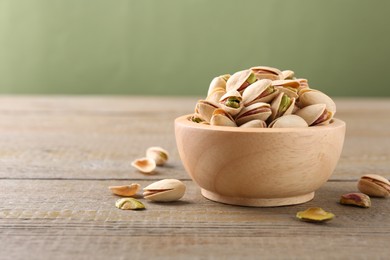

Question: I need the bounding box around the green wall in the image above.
[1,0,389,96]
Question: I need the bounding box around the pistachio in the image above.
[115,198,145,210]
[143,179,186,202]
[146,146,169,166]
[358,174,390,198]
[340,193,371,208]
[109,183,141,197]
[131,157,156,173]
[296,207,335,223]
[210,108,237,127]
[268,115,308,128]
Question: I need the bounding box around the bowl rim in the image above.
[175,114,345,133]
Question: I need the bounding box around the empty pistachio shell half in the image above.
[281,70,295,80]
[146,146,169,166]
[340,193,371,208]
[296,207,335,223]
[109,183,141,197]
[131,157,156,173]
[358,174,390,198]
[115,198,145,210]
[242,79,279,105]
[143,179,186,202]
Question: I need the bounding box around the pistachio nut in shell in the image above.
[358,174,390,198]
[281,70,295,80]
[207,74,230,96]
[143,179,186,202]
[272,79,301,89]
[239,119,267,128]
[189,113,205,124]
[206,88,226,103]
[115,198,145,210]
[131,157,156,173]
[109,183,141,197]
[250,66,282,81]
[195,100,220,123]
[242,79,279,106]
[275,86,299,99]
[235,102,272,126]
[219,90,243,116]
[210,108,237,127]
[340,193,371,208]
[268,115,308,128]
[296,207,335,223]
[269,92,295,121]
[146,146,169,166]
[295,104,333,126]
[226,69,257,92]
[298,89,336,114]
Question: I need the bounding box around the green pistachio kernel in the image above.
[278,95,291,113]
[246,72,257,84]
[225,97,240,108]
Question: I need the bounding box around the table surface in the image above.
[0,96,389,259]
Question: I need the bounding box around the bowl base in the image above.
[201,189,315,207]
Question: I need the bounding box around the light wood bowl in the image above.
[175,115,346,207]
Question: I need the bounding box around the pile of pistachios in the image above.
[191,66,337,128]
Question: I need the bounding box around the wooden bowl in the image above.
[175,115,346,207]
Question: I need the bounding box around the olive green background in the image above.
[1,0,389,96]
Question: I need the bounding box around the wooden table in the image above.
[0,96,389,259]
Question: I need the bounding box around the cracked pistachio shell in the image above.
[115,198,145,210]
[143,179,186,202]
[235,102,272,126]
[275,86,299,99]
[109,183,141,197]
[131,157,156,173]
[297,78,309,89]
[281,70,295,80]
[298,89,336,114]
[189,113,205,123]
[269,92,295,121]
[295,104,333,126]
[226,69,256,92]
[358,174,390,198]
[206,88,226,103]
[296,207,335,222]
[268,115,308,128]
[219,90,243,116]
[340,193,371,208]
[210,108,237,127]
[272,79,301,89]
[239,119,267,128]
[195,100,220,123]
[242,79,279,106]
[146,146,169,166]
[250,66,282,81]
[207,74,230,96]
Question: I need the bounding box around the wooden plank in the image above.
[0,180,389,259]
[0,96,389,180]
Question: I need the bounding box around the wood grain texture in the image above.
[0,96,389,259]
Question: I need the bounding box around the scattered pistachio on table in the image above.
[109,183,140,197]
[143,179,186,202]
[131,157,156,173]
[296,207,335,223]
[146,146,169,166]
[340,192,371,208]
[115,198,145,210]
[191,66,337,128]
[357,174,390,198]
